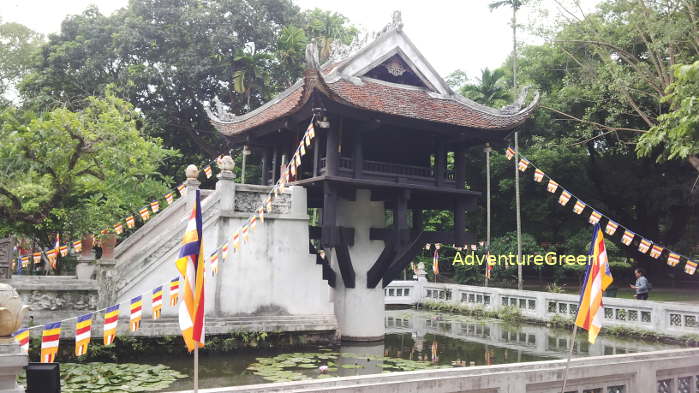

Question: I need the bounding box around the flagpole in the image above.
[484,143,492,287]
[194,346,199,393]
[514,131,523,290]
[560,324,578,393]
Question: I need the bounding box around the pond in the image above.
[49,309,684,392]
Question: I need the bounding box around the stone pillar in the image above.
[184,164,201,212]
[332,189,385,341]
[96,259,117,308]
[0,340,27,393]
[216,156,236,210]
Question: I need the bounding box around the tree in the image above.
[460,68,510,106]
[0,93,177,245]
[233,46,273,109]
[488,0,529,87]
[298,9,359,63]
[0,20,43,103]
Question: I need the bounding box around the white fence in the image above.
[385,280,699,337]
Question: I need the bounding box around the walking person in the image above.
[629,268,650,300]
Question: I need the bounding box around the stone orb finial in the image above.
[0,284,28,336]
[217,155,235,172]
[185,164,199,179]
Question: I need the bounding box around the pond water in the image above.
[64,309,685,392]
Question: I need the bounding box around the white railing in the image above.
[385,280,699,336]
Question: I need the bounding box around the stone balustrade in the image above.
[385,280,699,337]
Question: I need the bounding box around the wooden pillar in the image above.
[454,199,466,246]
[454,144,465,189]
[435,139,446,186]
[313,133,320,177]
[412,209,423,231]
[271,145,278,184]
[261,147,272,185]
[353,131,363,178]
[321,182,337,248]
[394,190,409,249]
[325,118,339,176]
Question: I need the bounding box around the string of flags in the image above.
[506,147,698,275]
[11,117,321,362]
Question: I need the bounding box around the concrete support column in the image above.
[332,189,385,341]
[0,340,27,393]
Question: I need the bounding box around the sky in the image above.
[0,0,601,82]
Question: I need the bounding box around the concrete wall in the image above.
[166,348,699,393]
[385,280,699,337]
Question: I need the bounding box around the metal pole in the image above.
[241,151,247,184]
[560,324,578,393]
[193,346,199,393]
[484,144,492,288]
[515,132,523,290]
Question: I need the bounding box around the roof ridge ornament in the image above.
[500,86,532,114]
[378,10,403,37]
[305,40,320,70]
[205,97,236,122]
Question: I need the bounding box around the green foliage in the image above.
[637,61,699,162]
[460,68,510,106]
[0,20,43,101]
[0,94,177,243]
[298,9,359,63]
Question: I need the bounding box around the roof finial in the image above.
[379,10,403,36]
[305,40,320,70]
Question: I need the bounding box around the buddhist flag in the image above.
[72,240,82,253]
[290,162,297,177]
[12,328,29,353]
[304,131,311,147]
[152,286,163,320]
[242,225,249,242]
[221,242,229,261]
[203,165,213,179]
[505,147,515,160]
[114,222,124,235]
[59,245,69,257]
[126,216,136,229]
[41,322,61,363]
[649,245,663,259]
[294,152,301,167]
[574,225,613,344]
[33,252,42,264]
[573,200,586,214]
[249,216,257,231]
[169,277,180,306]
[432,247,440,275]
[75,313,93,356]
[685,260,697,275]
[273,185,279,198]
[129,295,143,332]
[175,189,206,352]
[589,211,602,225]
[210,251,219,276]
[139,207,150,221]
[258,208,265,223]
[265,197,273,213]
[517,158,530,172]
[638,239,651,254]
[667,253,680,267]
[20,255,29,268]
[232,232,241,251]
[533,169,544,182]
[150,200,160,213]
[621,230,634,246]
[547,179,559,193]
[558,190,572,206]
[103,305,119,345]
[177,183,186,195]
[307,122,316,139]
[300,143,306,157]
[605,221,618,236]
[46,249,58,270]
[165,192,175,205]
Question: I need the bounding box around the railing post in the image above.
[215,156,236,211]
[185,164,201,213]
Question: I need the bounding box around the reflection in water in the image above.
[119,309,682,391]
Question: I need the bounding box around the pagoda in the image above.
[207,11,538,341]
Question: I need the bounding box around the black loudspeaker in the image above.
[26,362,60,393]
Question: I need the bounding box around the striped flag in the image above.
[232,232,241,251]
[242,225,249,242]
[517,158,530,172]
[204,165,213,179]
[41,322,61,363]
[150,200,160,213]
[307,122,315,139]
[265,197,272,213]
[12,328,29,353]
[667,253,680,267]
[273,184,279,198]
[169,277,180,306]
[20,255,29,268]
[304,131,311,146]
[621,230,634,246]
[114,222,124,235]
[75,313,93,356]
[258,208,265,223]
[221,242,229,261]
[573,200,586,214]
[249,216,257,231]
[125,216,136,229]
[152,286,163,320]
[650,245,663,259]
[558,190,572,206]
[129,296,143,332]
[33,252,42,264]
[638,239,651,254]
[103,305,119,345]
[685,260,697,275]
[59,245,69,257]
[139,207,150,221]
[165,192,175,205]
[300,142,306,157]
[547,179,559,193]
[72,240,82,253]
[175,189,206,351]
[290,162,297,177]
[575,225,613,343]
[605,221,618,236]
[177,183,186,195]
[294,152,301,167]
[46,249,58,270]
[210,251,219,276]
[533,169,544,182]
[589,211,602,225]
[432,245,440,275]
[505,147,515,160]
